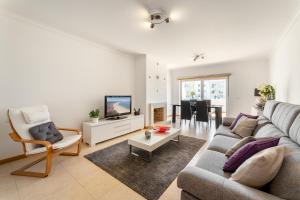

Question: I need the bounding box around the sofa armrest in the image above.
[222,117,235,126]
[177,166,283,200]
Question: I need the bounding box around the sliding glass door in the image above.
[180,77,228,113]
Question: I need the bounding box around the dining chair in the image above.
[195,100,209,127]
[180,100,193,124]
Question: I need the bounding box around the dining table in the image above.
[172,104,223,129]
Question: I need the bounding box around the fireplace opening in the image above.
[154,107,164,123]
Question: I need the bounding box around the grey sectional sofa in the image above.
[177,101,300,200]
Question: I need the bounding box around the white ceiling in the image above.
[1,0,300,68]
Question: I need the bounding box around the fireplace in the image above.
[150,103,167,126]
[154,107,164,123]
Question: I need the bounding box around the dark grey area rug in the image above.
[84,135,206,200]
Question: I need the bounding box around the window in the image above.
[180,77,228,113]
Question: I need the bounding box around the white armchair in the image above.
[8,105,82,178]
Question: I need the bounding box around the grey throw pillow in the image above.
[225,136,256,157]
[232,116,258,137]
[29,122,63,147]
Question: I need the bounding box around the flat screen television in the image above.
[105,96,132,119]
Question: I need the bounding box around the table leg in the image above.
[215,107,223,129]
[172,105,176,123]
[171,135,180,143]
[129,145,132,154]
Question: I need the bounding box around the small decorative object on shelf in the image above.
[89,109,100,123]
[134,108,140,116]
[145,130,151,139]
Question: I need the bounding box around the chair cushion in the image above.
[223,137,280,172]
[22,106,50,124]
[29,122,63,147]
[230,146,285,188]
[225,136,256,157]
[195,150,231,178]
[208,135,240,154]
[27,131,81,155]
[263,100,280,120]
[8,105,51,152]
[271,102,300,135]
[231,116,257,138]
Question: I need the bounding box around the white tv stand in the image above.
[82,115,144,147]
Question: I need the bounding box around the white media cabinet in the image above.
[82,115,144,146]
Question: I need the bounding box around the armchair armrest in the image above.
[57,127,82,135]
[9,132,53,150]
[177,166,283,200]
[222,117,235,126]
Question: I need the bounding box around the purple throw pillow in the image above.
[229,113,258,130]
[223,137,280,172]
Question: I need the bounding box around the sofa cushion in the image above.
[269,144,300,200]
[230,146,285,188]
[254,124,285,138]
[231,116,258,137]
[253,116,271,135]
[214,126,242,139]
[271,103,300,135]
[225,136,256,157]
[263,100,280,120]
[195,150,231,178]
[223,137,280,172]
[208,135,241,154]
[229,113,258,130]
[288,114,300,145]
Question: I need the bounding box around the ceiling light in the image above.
[149,10,170,29]
[193,53,205,62]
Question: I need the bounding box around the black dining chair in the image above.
[195,100,209,127]
[180,100,193,124]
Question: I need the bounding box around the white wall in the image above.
[270,12,300,104]
[134,55,167,126]
[0,14,135,159]
[170,58,269,117]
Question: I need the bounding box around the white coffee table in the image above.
[128,128,181,161]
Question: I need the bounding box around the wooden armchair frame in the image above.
[7,111,82,178]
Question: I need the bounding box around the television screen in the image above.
[105,96,131,118]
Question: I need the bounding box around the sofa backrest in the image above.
[254,123,285,138]
[289,114,300,145]
[263,100,280,120]
[269,137,300,200]
[270,102,300,135]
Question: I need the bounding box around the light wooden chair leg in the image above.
[11,153,52,178]
[60,142,81,156]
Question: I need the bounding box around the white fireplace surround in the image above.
[150,102,167,126]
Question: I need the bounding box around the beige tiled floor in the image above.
[0,120,215,200]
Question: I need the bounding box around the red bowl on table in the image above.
[154,126,170,133]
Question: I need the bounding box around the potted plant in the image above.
[89,109,100,123]
[257,84,276,101]
[190,91,196,99]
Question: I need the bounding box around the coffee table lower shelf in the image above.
[129,134,180,162]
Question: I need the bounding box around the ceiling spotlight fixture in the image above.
[193,53,205,62]
[149,10,170,29]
